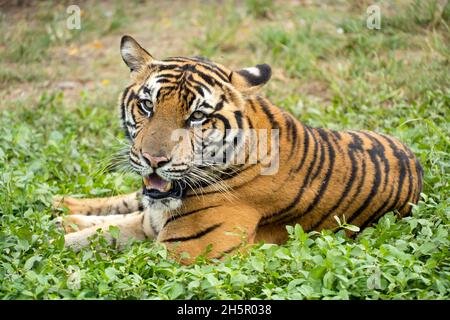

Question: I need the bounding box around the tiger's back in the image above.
[251,111,423,243]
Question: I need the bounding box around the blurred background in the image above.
[1,0,449,110]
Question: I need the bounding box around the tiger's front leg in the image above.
[63,204,261,265]
[158,205,261,264]
[53,191,142,216]
[64,208,157,251]
[61,211,142,233]
[53,191,144,234]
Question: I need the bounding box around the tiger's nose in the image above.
[142,153,170,168]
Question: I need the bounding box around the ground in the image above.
[0,0,449,299]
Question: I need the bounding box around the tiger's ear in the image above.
[120,35,153,73]
[229,64,272,94]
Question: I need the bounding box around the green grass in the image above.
[190,3,244,57]
[0,0,449,299]
[0,1,130,63]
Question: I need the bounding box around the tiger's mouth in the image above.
[142,173,186,199]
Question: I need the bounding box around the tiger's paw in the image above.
[54,215,98,234]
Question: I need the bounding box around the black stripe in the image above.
[157,86,178,100]
[348,131,364,151]
[187,75,212,93]
[167,57,230,82]
[185,75,209,95]
[348,134,383,224]
[359,137,403,229]
[125,90,136,106]
[381,135,407,216]
[284,114,293,141]
[311,133,356,229]
[332,130,342,140]
[163,223,222,243]
[248,100,257,113]
[184,163,258,198]
[355,133,396,229]
[216,244,242,259]
[256,96,279,129]
[189,85,204,97]
[215,98,225,111]
[223,244,241,254]
[283,113,298,157]
[126,91,137,117]
[120,86,132,140]
[395,149,414,213]
[299,126,319,179]
[362,132,390,191]
[234,111,243,129]
[359,182,397,230]
[415,159,423,203]
[192,69,216,87]
[156,78,175,84]
[163,57,192,62]
[289,120,299,157]
[121,86,131,105]
[328,129,344,154]
[260,126,318,225]
[358,135,406,229]
[194,59,229,78]
[129,156,142,168]
[293,124,311,173]
[336,132,367,216]
[129,147,140,158]
[224,132,243,164]
[196,63,229,83]
[198,101,211,110]
[279,128,336,228]
[213,113,232,130]
[303,129,335,214]
[163,205,219,228]
[310,128,326,182]
[156,72,181,80]
[157,63,184,72]
[175,57,229,82]
[247,116,254,129]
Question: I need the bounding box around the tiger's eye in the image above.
[141,100,152,110]
[140,99,153,117]
[192,111,205,120]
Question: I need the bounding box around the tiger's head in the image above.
[119,35,272,210]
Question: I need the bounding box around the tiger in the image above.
[54,35,423,264]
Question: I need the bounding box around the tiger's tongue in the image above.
[143,173,172,192]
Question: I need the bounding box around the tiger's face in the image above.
[119,36,271,210]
